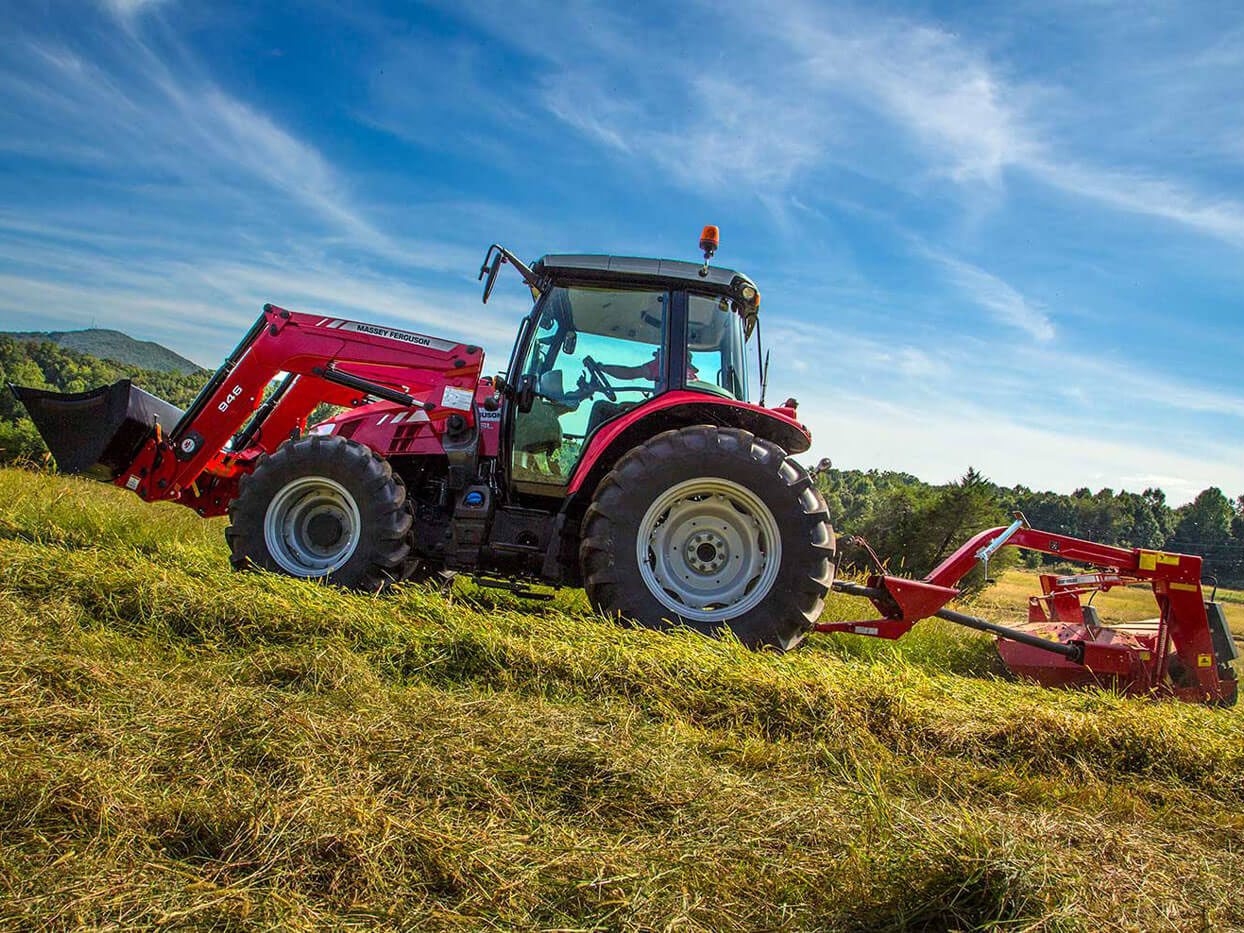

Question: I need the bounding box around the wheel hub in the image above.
[636,479,782,623]
[263,476,361,577]
[306,512,344,549]
[686,531,728,574]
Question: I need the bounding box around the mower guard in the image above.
[10,380,184,480]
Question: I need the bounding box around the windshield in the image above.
[687,293,748,401]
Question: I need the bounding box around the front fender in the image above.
[566,391,811,496]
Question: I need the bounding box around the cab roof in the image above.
[532,254,759,305]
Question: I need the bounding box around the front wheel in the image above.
[226,435,413,592]
[579,425,835,649]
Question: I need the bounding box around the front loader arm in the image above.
[128,304,482,511]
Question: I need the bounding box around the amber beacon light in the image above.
[699,225,720,261]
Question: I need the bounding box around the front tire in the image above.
[226,435,413,592]
[579,425,835,649]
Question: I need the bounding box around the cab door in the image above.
[505,285,670,497]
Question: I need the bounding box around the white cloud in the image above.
[797,392,1244,505]
[776,3,1244,249]
[3,0,1241,506]
[0,214,527,368]
[4,34,368,255]
[788,16,1034,185]
[1028,159,1244,247]
[500,0,1244,254]
[759,310,1244,503]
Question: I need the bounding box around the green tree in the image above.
[1171,488,1234,549]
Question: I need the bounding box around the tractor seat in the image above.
[514,398,562,455]
[585,399,636,438]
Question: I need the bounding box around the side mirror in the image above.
[516,373,537,413]
[477,243,539,302]
[480,253,505,304]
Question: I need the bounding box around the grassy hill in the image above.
[2,328,204,374]
[0,465,1241,929]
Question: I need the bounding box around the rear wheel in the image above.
[580,425,835,649]
[226,435,413,591]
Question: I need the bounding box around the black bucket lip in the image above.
[9,378,135,405]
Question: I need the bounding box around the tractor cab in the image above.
[482,248,765,497]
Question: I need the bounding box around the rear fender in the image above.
[566,391,811,498]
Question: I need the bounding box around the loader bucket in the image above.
[9,380,185,480]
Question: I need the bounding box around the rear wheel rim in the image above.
[263,476,361,577]
[636,477,782,623]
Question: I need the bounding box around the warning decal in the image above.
[441,386,474,411]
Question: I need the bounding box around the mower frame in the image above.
[817,516,1237,704]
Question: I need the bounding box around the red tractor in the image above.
[14,228,836,649]
[11,229,1238,703]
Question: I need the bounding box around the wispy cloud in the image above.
[798,390,1244,502]
[492,0,1244,255]
[0,21,491,277]
[2,0,1241,503]
[926,252,1056,341]
[1028,159,1244,247]
[0,246,529,367]
[786,15,1035,185]
[97,0,168,19]
[0,10,526,369]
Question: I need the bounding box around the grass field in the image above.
[1,466,1241,930]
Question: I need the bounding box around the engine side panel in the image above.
[314,378,501,459]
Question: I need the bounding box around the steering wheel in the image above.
[581,356,618,402]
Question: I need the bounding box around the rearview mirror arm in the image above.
[478,244,540,303]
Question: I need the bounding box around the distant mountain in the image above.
[2,328,204,374]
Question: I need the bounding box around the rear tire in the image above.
[580,425,835,649]
[226,435,413,592]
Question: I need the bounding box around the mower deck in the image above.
[817,515,1239,705]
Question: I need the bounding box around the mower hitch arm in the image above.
[829,580,1083,662]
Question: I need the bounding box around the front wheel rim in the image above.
[636,477,782,623]
[263,476,361,577]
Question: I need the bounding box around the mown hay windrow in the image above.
[0,467,1241,929]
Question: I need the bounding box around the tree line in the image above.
[813,463,1244,586]
[3,335,1241,584]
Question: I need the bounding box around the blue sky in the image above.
[2,0,1242,502]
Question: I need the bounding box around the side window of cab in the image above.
[510,286,668,492]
